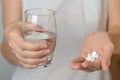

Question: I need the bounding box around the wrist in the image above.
[107,31,120,54]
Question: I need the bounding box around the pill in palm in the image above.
[86,51,99,62]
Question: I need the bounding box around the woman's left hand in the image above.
[69,31,114,72]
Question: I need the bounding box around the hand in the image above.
[69,31,114,72]
[4,21,50,69]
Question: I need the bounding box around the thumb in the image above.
[70,56,85,64]
[69,56,85,69]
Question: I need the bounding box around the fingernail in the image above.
[32,65,38,68]
[44,49,50,54]
[39,57,47,62]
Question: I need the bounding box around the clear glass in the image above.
[23,8,57,67]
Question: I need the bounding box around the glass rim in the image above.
[25,8,55,16]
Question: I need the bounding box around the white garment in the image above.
[12,0,111,80]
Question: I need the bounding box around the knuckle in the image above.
[9,32,14,39]
[20,41,25,49]
[29,59,40,65]
[17,54,23,62]
[8,41,14,48]
[19,51,27,58]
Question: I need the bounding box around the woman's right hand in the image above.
[3,21,50,69]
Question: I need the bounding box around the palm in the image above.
[69,31,114,72]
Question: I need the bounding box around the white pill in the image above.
[95,54,99,59]
[92,51,97,57]
[86,51,99,62]
[86,57,91,61]
[86,54,93,61]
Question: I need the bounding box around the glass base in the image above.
[38,61,51,68]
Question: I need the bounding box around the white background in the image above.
[0,1,15,80]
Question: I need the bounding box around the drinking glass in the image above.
[23,8,57,67]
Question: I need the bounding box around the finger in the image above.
[70,56,85,63]
[71,63,82,70]
[80,47,101,71]
[69,57,85,70]
[18,41,48,51]
[16,53,47,65]
[20,62,38,69]
[21,49,50,58]
[10,30,47,51]
[81,61,94,72]
[81,63,95,72]
[69,47,90,70]
[12,49,38,68]
[81,61,89,68]
[10,41,22,54]
[11,24,48,51]
[101,58,109,71]
[24,23,45,32]
[82,60,101,71]
[11,41,50,58]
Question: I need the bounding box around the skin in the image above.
[1,0,50,69]
[69,31,114,72]
[69,0,120,72]
[1,0,120,71]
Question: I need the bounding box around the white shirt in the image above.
[12,0,110,80]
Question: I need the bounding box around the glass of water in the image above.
[23,8,57,67]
